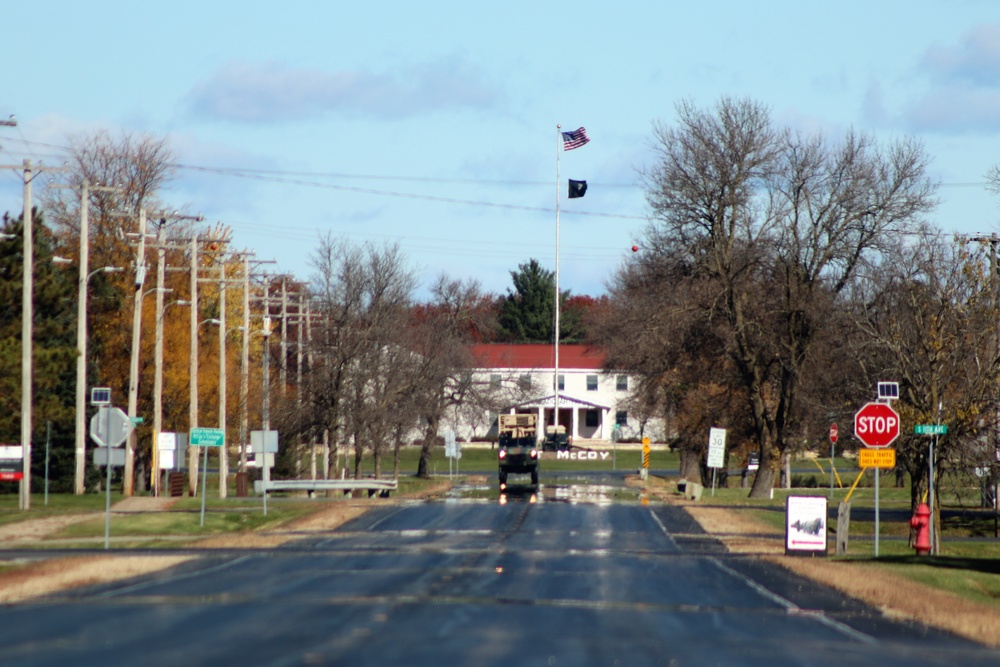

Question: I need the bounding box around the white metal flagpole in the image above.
[554,125,561,435]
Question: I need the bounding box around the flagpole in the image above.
[554,125,561,436]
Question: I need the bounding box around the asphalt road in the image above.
[3,486,1000,666]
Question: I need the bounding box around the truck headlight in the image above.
[498,450,506,459]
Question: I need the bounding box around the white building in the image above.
[450,344,656,444]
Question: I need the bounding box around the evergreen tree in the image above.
[497,259,584,343]
[0,211,78,493]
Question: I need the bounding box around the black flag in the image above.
[568,179,587,199]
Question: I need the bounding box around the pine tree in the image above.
[0,211,78,493]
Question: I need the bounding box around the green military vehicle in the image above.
[497,413,539,488]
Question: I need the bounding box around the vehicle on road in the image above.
[541,424,570,452]
[497,414,539,488]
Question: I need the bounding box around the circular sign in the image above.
[829,423,838,444]
[854,402,900,448]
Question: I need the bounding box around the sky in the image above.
[2,0,1000,299]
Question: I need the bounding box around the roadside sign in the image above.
[829,423,838,444]
[93,448,126,467]
[190,427,225,447]
[89,406,133,448]
[914,424,947,435]
[707,428,726,469]
[854,402,900,448]
[0,446,23,482]
[250,430,279,453]
[859,448,896,469]
[785,495,828,556]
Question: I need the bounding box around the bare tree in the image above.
[640,97,936,497]
[851,232,1000,514]
[307,236,416,480]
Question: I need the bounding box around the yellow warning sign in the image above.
[859,448,896,469]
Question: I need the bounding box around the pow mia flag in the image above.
[568,179,587,199]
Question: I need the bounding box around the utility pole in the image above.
[125,209,150,496]
[1,158,37,510]
[63,179,120,495]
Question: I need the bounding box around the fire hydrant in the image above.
[910,503,932,555]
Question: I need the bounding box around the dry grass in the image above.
[0,479,455,603]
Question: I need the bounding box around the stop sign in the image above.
[854,402,900,448]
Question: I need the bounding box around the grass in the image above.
[47,503,312,546]
[666,472,1000,611]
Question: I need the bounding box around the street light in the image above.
[64,262,123,495]
[152,298,190,496]
[189,317,221,494]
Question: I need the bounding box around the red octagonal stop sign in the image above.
[854,402,900,448]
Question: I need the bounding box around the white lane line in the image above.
[708,557,877,645]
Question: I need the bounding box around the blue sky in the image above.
[2,0,1000,298]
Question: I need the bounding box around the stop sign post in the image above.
[854,400,900,559]
[854,402,900,448]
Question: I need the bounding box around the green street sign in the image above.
[914,424,947,435]
[129,416,144,425]
[190,427,225,447]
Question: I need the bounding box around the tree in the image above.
[497,258,584,343]
[307,236,417,481]
[850,233,1000,518]
[640,97,936,497]
[0,211,78,492]
[411,275,514,478]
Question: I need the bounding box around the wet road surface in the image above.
[2,483,999,666]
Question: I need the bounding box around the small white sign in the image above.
[786,495,828,555]
[0,445,23,459]
[251,430,279,453]
[707,428,726,469]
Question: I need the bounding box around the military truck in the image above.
[497,413,539,488]
[541,424,570,452]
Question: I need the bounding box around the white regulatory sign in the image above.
[707,427,727,469]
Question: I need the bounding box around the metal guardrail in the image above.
[253,478,398,497]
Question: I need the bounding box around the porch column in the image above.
[571,408,579,440]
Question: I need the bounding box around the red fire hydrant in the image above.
[910,503,932,555]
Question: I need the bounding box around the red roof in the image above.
[470,344,606,370]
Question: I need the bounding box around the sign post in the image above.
[855,400,900,557]
[88,390,131,551]
[829,423,838,499]
[190,428,225,526]
[707,428,726,496]
[915,421,947,555]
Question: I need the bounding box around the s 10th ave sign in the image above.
[854,402,900,448]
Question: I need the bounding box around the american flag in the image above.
[561,127,590,151]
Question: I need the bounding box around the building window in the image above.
[553,374,564,391]
[519,374,531,390]
[585,410,599,427]
[586,375,598,391]
[490,374,501,388]
[615,410,628,426]
[616,375,628,391]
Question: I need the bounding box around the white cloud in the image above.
[185,57,500,123]
[881,23,1000,134]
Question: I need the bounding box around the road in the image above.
[2,487,999,666]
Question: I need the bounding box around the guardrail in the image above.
[253,478,398,498]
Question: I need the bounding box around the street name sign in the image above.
[914,424,947,435]
[190,427,225,447]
